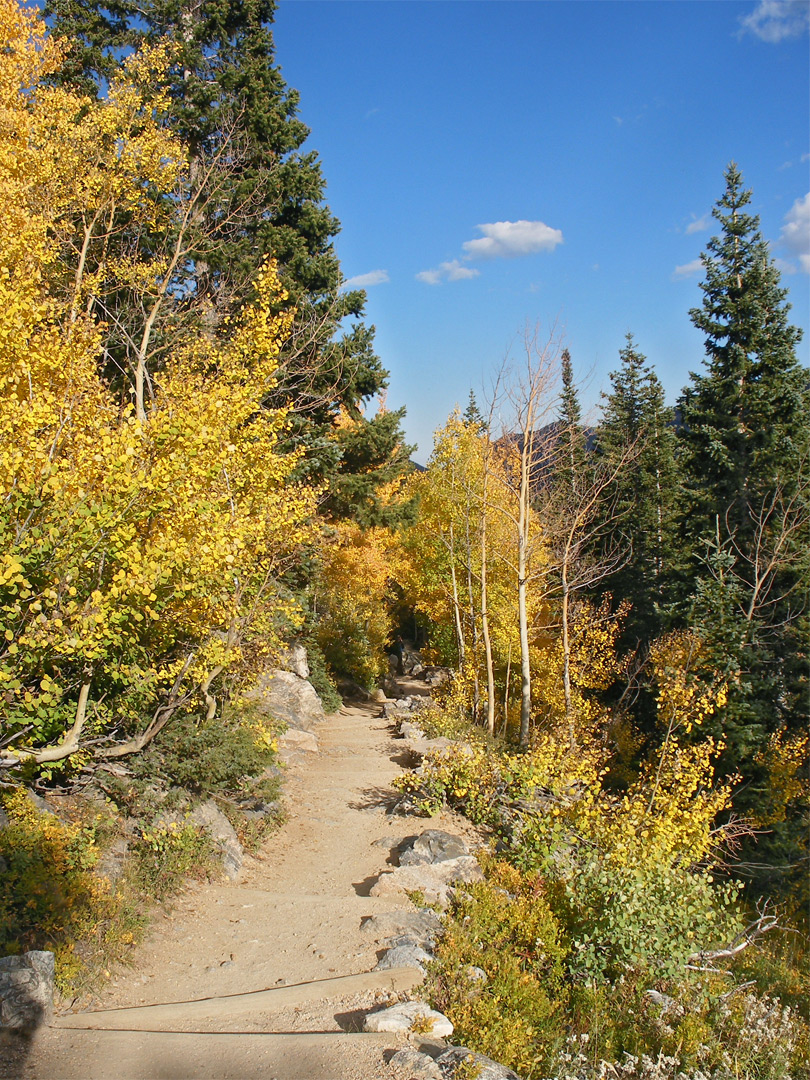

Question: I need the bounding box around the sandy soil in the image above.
[5,694,476,1080]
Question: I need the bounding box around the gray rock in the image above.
[278,643,310,680]
[399,830,469,866]
[436,1047,522,1079]
[363,1000,453,1036]
[374,943,433,971]
[360,909,443,949]
[0,951,54,1033]
[389,1048,443,1079]
[399,720,428,740]
[242,670,325,732]
[370,856,484,908]
[465,965,488,984]
[189,800,242,879]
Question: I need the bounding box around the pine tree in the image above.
[44,0,410,520]
[676,164,809,874]
[679,163,808,557]
[557,347,588,494]
[596,334,677,645]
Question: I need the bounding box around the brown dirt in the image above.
[7,696,478,1080]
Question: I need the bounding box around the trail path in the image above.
[13,696,474,1080]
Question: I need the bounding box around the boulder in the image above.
[369,856,484,908]
[0,951,54,1033]
[278,643,309,680]
[436,1046,522,1079]
[189,800,242,880]
[278,728,319,754]
[242,670,325,732]
[399,830,469,866]
[360,909,443,949]
[389,1049,443,1079]
[363,1000,453,1037]
[374,943,433,972]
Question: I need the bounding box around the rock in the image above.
[363,1000,453,1037]
[360,909,443,949]
[374,943,433,971]
[399,830,469,866]
[278,643,309,680]
[189,800,242,879]
[242,670,325,732]
[370,688,388,703]
[465,965,488,984]
[389,1048,443,1079]
[410,737,475,759]
[436,1047,522,1079]
[399,720,428,740]
[0,805,8,829]
[278,728,319,754]
[0,951,54,1033]
[369,856,484,909]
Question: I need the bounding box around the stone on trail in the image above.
[388,1048,443,1079]
[278,728,319,754]
[242,669,325,732]
[369,855,484,908]
[398,829,469,866]
[374,943,433,972]
[360,909,443,949]
[0,951,54,1033]
[435,1046,523,1079]
[363,999,453,1037]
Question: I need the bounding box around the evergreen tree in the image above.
[44,0,411,521]
[557,347,588,494]
[676,164,809,876]
[596,334,677,645]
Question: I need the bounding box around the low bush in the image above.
[0,789,145,995]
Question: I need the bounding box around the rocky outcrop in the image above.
[188,800,242,880]
[0,951,54,1033]
[242,669,325,733]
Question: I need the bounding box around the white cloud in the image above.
[740,0,810,42]
[779,192,810,273]
[686,214,710,235]
[673,258,704,280]
[415,260,480,286]
[343,269,390,288]
[462,220,564,260]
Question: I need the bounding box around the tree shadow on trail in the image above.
[348,786,402,813]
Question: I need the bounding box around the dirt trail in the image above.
[11,698,470,1080]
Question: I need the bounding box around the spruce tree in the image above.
[596,334,677,645]
[676,164,809,877]
[557,347,588,495]
[44,0,411,523]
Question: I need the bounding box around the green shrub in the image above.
[0,789,146,995]
[428,860,568,1077]
[131,820,215,900]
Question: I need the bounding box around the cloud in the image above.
[686,214,710,235]
[740,0,810,42]
[343,269,389,288]
[779,192,810,273]
[462,220,564,260]
[672,258,704,280]
[416,218,562,285]
[416,260,480,286]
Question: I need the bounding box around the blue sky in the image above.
[273,0,809,457]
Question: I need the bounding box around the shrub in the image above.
[0,788,145,995]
